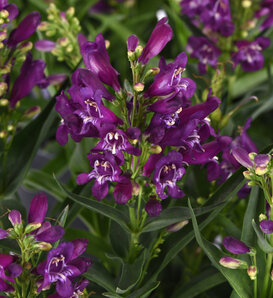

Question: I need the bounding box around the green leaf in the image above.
[0,98,56,197]
[84,262,116,293]
[55,177,130,233]
[172,268,226,298]
[127,281,160,298]
[110,220,130,259]
[189,200,252,298]
[116,250,146,294]
[252,219,273,253]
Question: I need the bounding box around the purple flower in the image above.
[77,152,122,201]
[37,241,91,297]
[153,151,185,199]
[8,210,22,227]
[180,0,209,18]
[146,52,196,113]
[233,37,270,72]
[9,53,46,108]
[222,236,250,254]
[113,175,133,204]
[138,17,173,64]
[0,0,18,25]
[127,34,139,52]
[48,280,89,298]
[35,40,56,52]
[55,86,121,146]
[81,33,121,92]
[8,11,41,47]
[27,193,64,243]
[186,36,221,74]
[232,147,254,168]
[91,126,141,163]
[260,220,273,234]
[200,0,234,37]
[0,254,21,292]
[0,229,8,240]
[145,197,162,217]
[256,0,273,30]
[219,256,248,269]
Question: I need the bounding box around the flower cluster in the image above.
[181,0,270,73]
[55,17,222,217]
[0,193,91,297]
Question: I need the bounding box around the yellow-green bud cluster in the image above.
[0,9,10,25]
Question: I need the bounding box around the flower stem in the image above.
[269,281,273,298]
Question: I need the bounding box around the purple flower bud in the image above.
[8,11,41,47]
[127,34,139,52]
[222,236,250,254]
[6,263,22,278]
[254,154,270,167]
[0,228,8,240]
[232,147,254,168]
[28,193,48,224]
[113,176,132,204]
[145,198,162,217]
[81,34,121,91]
[35,40,56,52]
[219,256,248,269]
[138,17,173,64]
[8,210,22,226]
[260,220,273,234]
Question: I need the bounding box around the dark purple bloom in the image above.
[180,0,209,18]
[91,126,141,163]
[138,17,173,64]
[48,280,89,298]
[222,236,250,254]
[233,37,270,72]
[146,52,196,113]
[127,34,139,52]
[81,33,121,91]
[256,0,273,30]
[8,210,22,226]
[0,228,8,240]
[145,197,162,217]
[89,0,113,14]
[37,241,91,297]
[113,175,133,204]
[0,0,18,25]
[56,85,121,146]
[47,74,66,85]
[200,0,234,37]
[260,220,273,234]
[27,193,64,243]
[153,151,185,199]
[0,254,21,292]
[186,36,221,74]
[77,152,122,201]
[35,40,56,52]
[9,53,46,108]
[8,11,41,47]
[232,147,253,168]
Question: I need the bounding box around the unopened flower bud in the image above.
[135,45,143,57]
[38,22,48,31]
[66,45,73,53]
[248,152,256,161]
[132,181,140,196]
[0,99,9,106]
[105,40,110,49]
[259,213,267,221]
[134,82,144,92]
[167,220,189,232]
[46,30,56,37]
[7,228,17,239]
[248,181,256,187]
[0,9,9,19]
[0,131,7,138]
[255,166,268,175]
[145,67,160,78]
[66,7,75,17]
[24,262,32,270]
[58,37,69,47]
[0,82,8,97]
[0,31,7,41]
[247,266,257,280]
[219,257,248,269]
[197,197,206,205]
[36,242,52,251]
[25,222,41,234]
[1,64,11,74]
[242,0,251,8]
[19,41,33,52]
[7,125,14,131]
[243,170,252,179]
[23,106,41,119]
[150,144,162,154]
[127,51,135,60]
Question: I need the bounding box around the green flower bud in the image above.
[36,242,52,251]
[247,266,257,280]
[150,144,162,154]
[219,257,248,269]
[0,82,8,97]
[25,222,41,234]
[133,82,144,92]
[66,7,75,18]
[259,213,267,221]
[0,9,9,18]
[135,45,143,57]
[0,131,7,138]
[0,99,9,106]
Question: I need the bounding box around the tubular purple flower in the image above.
[232,147,254,168]
[138,17,173,64]
[28,193,48,224]
[127,34,139,52]
[260,220,273,234]
[8,210,22,226]
[113,176,133,204]
[81,34,121,91]
[145,197,162,217]
[256,0,273,30]
[35,40,56,52]
[0,254,17,292]
[0,228,8,240]
[222,236,250,254]
[9,53,46,108]
[8,11,41,47]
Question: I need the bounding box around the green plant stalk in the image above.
[269,281,273,298]
[253,254,257,298]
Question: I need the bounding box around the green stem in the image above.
[253,255,257,298]
[269,281,273,298]
[129,206,137,231]
[136,186,143,226]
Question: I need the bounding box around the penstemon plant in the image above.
[1,0,273,297]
